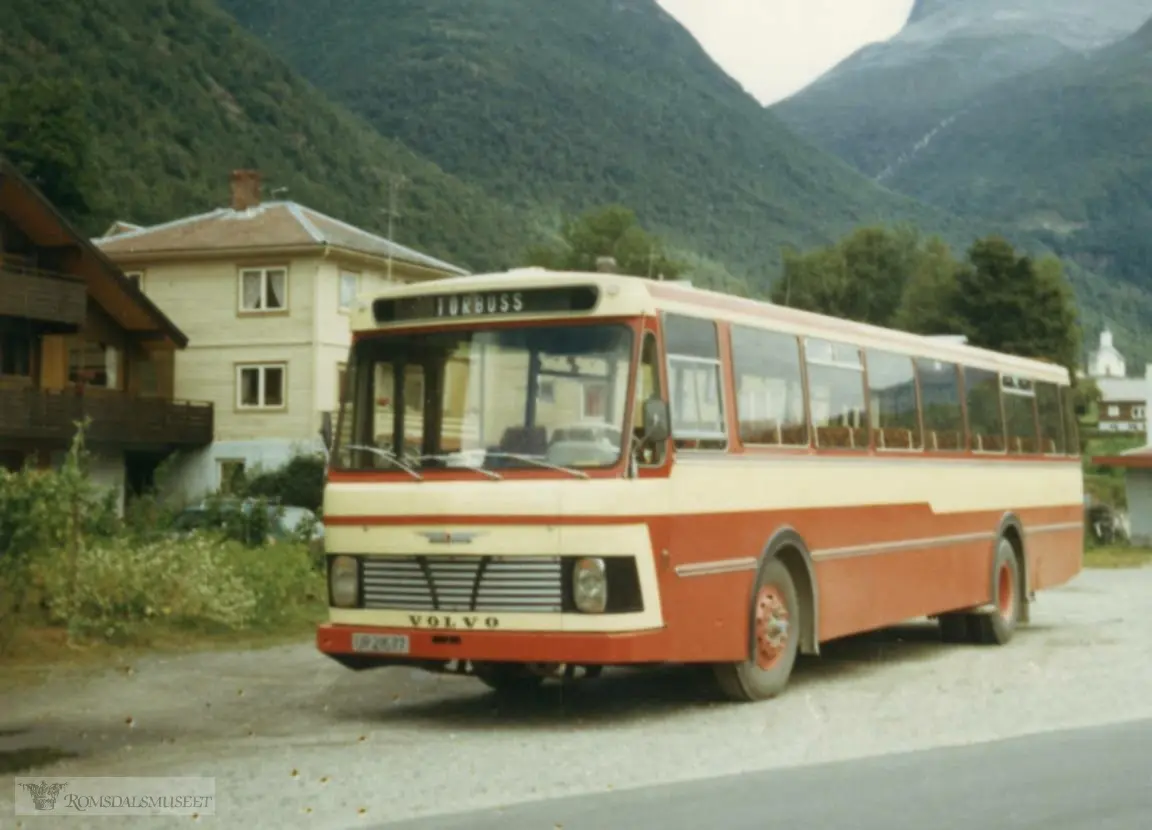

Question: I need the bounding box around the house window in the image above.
[1107,405,1120,417]
[124,271,145,291]
[236,363,286,410]
[68,341,121,389]
[1134,406,1146,420]
[338,270,359,311]
[239,267,288,313]
[580,382,608,420]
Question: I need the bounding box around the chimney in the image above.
[229,169,262,211]
[595,256,618,274]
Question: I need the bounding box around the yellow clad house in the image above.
[93,170,467,501]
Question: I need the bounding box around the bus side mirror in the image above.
[642,398,671,443]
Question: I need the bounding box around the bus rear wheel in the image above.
[970,537,1021,645]
[713,558,800,702]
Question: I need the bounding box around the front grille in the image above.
[361,555,563,613]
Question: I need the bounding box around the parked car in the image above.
[171,499,325,555]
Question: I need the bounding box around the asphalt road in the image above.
[380,718,1152,830]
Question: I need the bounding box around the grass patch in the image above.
[1084,546,1152,569]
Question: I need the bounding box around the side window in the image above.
[964,367,1005,452]
[1060,385,1081,456]
[633,331,667,466]
[915,358,964,451]
[805,338,867,449]
[663,314,726,450]
[1002,376,1039,455]
[731,326,807,447]
[866,349,922,451]
[1035,381,1066,454]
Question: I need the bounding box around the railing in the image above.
[0,259,88,326]
[0,388,214,448]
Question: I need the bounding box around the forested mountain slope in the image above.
[218,0,980,286]
[773,0,1151,179]
[0,0,534,270]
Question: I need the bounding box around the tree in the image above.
[952,237,1081,372]
[771,224,929,327]
[893,236,965,335]
[524,205,682,278]
[0,76,98,224]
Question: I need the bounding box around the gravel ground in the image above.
[2,567,1150,829]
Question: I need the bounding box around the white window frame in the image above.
[236,363,288,410]
[238,267,289,313]
[1134,406,1146,420]
[338,270,360,313]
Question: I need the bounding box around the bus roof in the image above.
[351,268,1071,384]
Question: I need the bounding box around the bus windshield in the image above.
[332,322,635,474]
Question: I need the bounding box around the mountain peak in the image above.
[907,0,944,25]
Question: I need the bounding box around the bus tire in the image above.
[971,537,1021,646]
[713,558,800,702]
[472,663,545,695]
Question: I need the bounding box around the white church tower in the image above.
[1088,328,1126,378]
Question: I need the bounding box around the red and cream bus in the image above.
[316,268,1084,701]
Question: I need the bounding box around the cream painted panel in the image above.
[173,344,315,442]
[126,258,319,348]
[325,455,1083,519]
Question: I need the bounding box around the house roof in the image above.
[1096,376,1145,403]
[92,201,469,276]
[0,155,189,348]
[1092,445,1152,470]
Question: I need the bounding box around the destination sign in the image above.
[373,285,599,324]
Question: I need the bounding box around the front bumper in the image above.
[316,623,668,665]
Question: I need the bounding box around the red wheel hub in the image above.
[997,562,1015,620]
[754,585,790,671]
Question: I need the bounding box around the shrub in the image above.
[244,453,327,513]
[34,535,260,641]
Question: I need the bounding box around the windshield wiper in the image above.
[341,444,424,481]
[415,452,503,481]
[484,452,590,480]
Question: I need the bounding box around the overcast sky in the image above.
[658,0,916,104]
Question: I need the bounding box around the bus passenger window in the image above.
[731,325,807,447]
[805,338,867,450]
[964,367,1005,452]
[866,350,922,451]
[914,358,964,452]
[663,314,727,451]
[1035,381,1066,454]
[1002,376,1040,455]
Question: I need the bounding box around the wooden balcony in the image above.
[0,388,213,450]
[0,260,87,326]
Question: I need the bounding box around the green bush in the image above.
[33,535,259,641]
[244,453,327,514]
[0,425,326,649]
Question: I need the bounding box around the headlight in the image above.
[330,555,360,608]
[573,557,607,613]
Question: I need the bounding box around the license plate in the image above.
[351,633,410,655]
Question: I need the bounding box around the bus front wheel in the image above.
[713,558,801,702]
